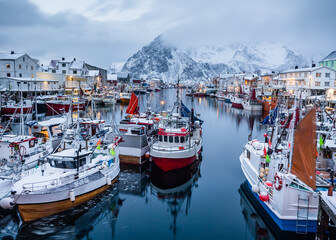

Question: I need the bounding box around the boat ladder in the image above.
[296,195,309,234]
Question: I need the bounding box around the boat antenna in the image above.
[288,88,298,173]
[20,81,24,136]
[176,75,180,114]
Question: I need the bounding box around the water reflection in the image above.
[150,159,201,236]
[16,185,122,240]
[239,181,315,240]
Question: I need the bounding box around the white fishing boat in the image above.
[231,94,244,109]
[92,94,104,105]
[242,89,263,112]
[240,107,319,233]
[103,94,117,105]
[11,142,120,222]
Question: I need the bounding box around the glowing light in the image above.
[160,100,165,105]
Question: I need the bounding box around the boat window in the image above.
[159,135,162,142]
[92,125,97,135]
[164,136,167,142]
[175,136,179,143]
[169,136,173,143]
[181,136,185,143]
[29,140,35,148]
[247,150,250,160]
[186,136,189,142]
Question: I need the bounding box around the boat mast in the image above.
[35,78,38,121]
[176,76,180,114]
[20,81,24,136]
[288,91,297,173]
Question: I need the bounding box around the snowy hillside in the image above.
[122,35,308,82]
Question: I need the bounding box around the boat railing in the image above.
[151,142,196,152]
[21,165,102,192]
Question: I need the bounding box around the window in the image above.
[315,82,320,86]
[62,63,66,67]
[181,136,185,143]
[6,64,10,69]
[164,136,167,142]
[31,66,33,70]
[169,136,173,143]
[304,72,307,77]
[23,57,25,61]
[295,73,298,78]
[73,70,77,74]
[285,74,287,78]
[62,70,66,74]
[159,135,162,142]
[19,64,21,69]
[280,74,284,78]
[19,73,22,77]
[52,70,56,73]
[325,82,330,87]
[290,73,293,78]
[29,140,35,148]
[175,136,179,143]
[299,73,302,77]
[326,73,331,78]
[316,73,321,77]
[31,74,34,78]
[7,73,10,77]
[332,61,334,67]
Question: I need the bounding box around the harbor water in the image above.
[1,89,311,239]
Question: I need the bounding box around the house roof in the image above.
[118,72,129,78]
[107,73,118,81]
[0,52,25,60]
[48,60,60,69]
[321,51,336,62]
[70,60,85,69]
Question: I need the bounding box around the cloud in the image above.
[0,0,335,68]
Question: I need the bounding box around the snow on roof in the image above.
[0,52,25,60]
[118,72,129,78]
[281,66,336,73]
[38,117,66,127]
[48,60,60,69]
[70,60,85,69]
[107,73,118,81]
[321,51,336,62]
[86,70,99,77]
[0,77,58,82]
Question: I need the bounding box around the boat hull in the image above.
[17,177,117,222]
[242,181,317,233]
[46,102,85,115]
[242,102,263,111]
[1,106,31,115]
[151,148,201,172]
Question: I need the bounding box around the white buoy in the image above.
[252,185,259,193]
[0,198,15,209]
[106,176,112,185]
[69,190,75,202]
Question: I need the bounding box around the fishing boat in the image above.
[92,93,104,105]
[239,106,320,233]
[1,99,33,115]
[103,94,117,106]
[242,89,263,112]
[120,92,131,104]
[45,95,86,115]
[11,141,120,222]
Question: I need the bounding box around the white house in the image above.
[0,51,39,78]
[0,77,59,92]
[279,66,336,99]
[47,58,89,77]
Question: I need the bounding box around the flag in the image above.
[110,148,116,156]
[266,154,270,163]
[319,136,324,150]
[126,92,138,114]
[268,138,272,148]
[96,139,101,150]
[181,102,204,125]
[261,106,278,125]
[263,147,267,156]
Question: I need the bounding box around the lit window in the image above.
[19,64,22,69]
[316,73,321,77]
[304,72,307,77]
[6,64,10,69]
[31,74,34,78]
[315,82,320,86]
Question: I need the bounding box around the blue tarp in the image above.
[261,105,278,125]
[181,102,204,125]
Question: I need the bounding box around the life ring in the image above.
[19,145,26,158]
[153,117,160,123]
[274,173,283,191]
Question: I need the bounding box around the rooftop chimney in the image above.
[312,63,316,68]
[295,66,298,69]
[74,58,76,61]
[10,51,14,54]
[62,57,65,61]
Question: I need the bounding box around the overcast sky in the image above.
[0,0,335,68]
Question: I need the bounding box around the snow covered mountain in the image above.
[122,35,307,82]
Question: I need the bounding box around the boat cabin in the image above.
[47,149,92,171]
[0,135,38,162]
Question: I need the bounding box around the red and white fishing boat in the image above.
[242,89,263,112]
[150,112,202,172]
[1,100,33,115]
[45,95,86,115]
[231,94,245,109]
